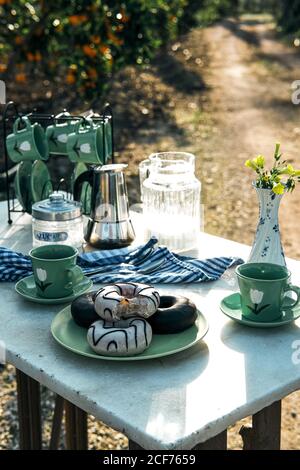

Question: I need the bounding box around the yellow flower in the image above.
[294,170,300,176]
[245,159,257,170]
[253,155,265,168]
[272,183,285,195]
[279,164,295,175]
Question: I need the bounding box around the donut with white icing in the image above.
[94,283,160,321]
[87,317,152,356]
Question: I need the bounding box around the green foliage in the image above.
[196,0,238,25]
[277,0,300,34]
[0,0,237,100]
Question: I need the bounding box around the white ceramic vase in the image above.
[248,186,286,266]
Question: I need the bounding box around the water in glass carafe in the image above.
[142,152,201,252]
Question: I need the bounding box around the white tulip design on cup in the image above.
[57,133,68,143]
[80,143,91,154]
[35,268,52,292]
[19,141,31,152]
[248,288,270,315]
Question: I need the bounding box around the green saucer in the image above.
[220,292,300,328]
[72,163,92,215]
[14,161,34,213]
[51,308,208,361]
[31,160,53,203]
[15,275,93,305]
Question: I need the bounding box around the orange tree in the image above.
[0,0,199,99]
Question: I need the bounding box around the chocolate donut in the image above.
[148,295,197,334]
[71,291,99,328]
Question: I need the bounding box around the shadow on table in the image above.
[220,320,300,404]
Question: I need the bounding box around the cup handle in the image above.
[65,266,84,290]
[282,284,300,309]
[55,111,71,127]
[13,116,31,133]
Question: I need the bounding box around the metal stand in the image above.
[2,101,114,224]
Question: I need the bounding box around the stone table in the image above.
[0,203,300,450]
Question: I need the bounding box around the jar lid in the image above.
[32,192,82,221]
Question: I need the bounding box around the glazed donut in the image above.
[87,317,152,356]
[94,283,160,321]
[148,295,197,334]
[71,291,99,328]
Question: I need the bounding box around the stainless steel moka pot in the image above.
[74,164,135,249]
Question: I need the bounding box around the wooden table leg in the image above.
[128,440,144,450]
[129,430,227,450]
[64,400,88,450]
[49,395,65,450]
[193,430,227,450]
[16,368,42,450]
[240,401,281,450]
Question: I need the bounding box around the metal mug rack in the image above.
[2,101,115,224]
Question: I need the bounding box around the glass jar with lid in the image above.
[32,192,83,248]
[142,152,201,252]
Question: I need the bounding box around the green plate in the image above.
[15,275,93,305]
[14,161,34,213]
[51,307,208,361]
[72,163,92,215]
[31,160,53,203]
[220,292,300,328]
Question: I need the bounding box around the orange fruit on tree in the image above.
[0,63,7,73]
[69,15,88,26]
[82,45,97,58]
[26,52,35,62]
[91,35,101,44]
[15,36,24,45]
[66,73,76,84]
[15,73,26,83]
[88,68,98,79]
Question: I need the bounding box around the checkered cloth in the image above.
[0,238,243,284]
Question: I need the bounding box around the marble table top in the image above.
[1,202,300,449]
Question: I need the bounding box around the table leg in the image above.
[64,400,88,450]
[128,440,144,450]
[193,430,227,450]
[49,395,65,450]
[240,401,281,450]
[16,368,42,450]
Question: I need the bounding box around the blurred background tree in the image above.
[0,0,238,102]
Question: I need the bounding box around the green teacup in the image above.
[46,112,77,155]
[29,245,84,299]
[6,116,49,163]
[236,262,300,322]
[66,118,108,164]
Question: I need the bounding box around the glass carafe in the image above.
[142,152,201,252]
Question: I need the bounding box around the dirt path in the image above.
[195,16,300,257]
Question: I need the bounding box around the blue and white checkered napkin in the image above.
[0,238,243,284]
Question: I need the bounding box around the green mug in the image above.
[29,244,84,299]
[91,117,112,162]
[46,112,77,155]
[66,118,108,164]
[236,262,300,322]
[6,116,49,163]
